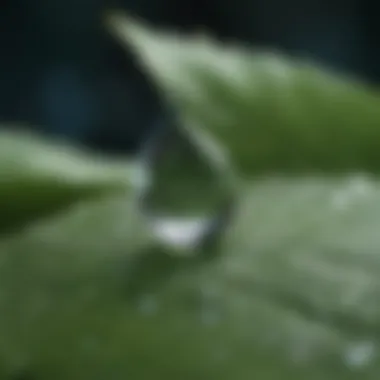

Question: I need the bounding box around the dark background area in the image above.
[0,0,378,155]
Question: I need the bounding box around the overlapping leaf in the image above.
[109,14,380,177]
[0,129,140,233]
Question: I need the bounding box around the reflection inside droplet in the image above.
[147,215,216,252]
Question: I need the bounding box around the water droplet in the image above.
[343,341,376,369]
[138,122,234,254]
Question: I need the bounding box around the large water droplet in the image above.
[138,123,235,253]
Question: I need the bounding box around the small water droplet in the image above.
[136,294,159,316]
[344,341,376,369]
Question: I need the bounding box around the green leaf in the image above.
[3,18,380,380]
[2,175,380,379]
[109,14,380,176]
[0,129,140,233]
